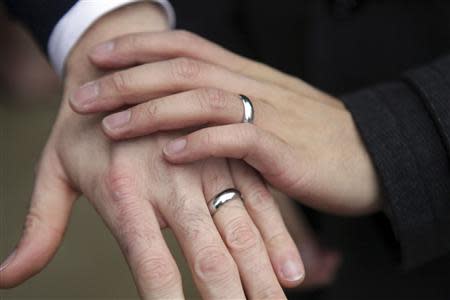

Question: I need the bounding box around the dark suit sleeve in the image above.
[341,55,450,269]
[3,0,77,52]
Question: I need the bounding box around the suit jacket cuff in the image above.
[341,79,450,269]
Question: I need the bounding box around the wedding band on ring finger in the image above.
[240,94,254,123]
[208,188,243,216]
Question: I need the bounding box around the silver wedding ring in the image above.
[208,188,242,216]
[240,94,254,123]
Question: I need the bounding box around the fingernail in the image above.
[0,250,16,272]
[71,81,99,108]
[164,138,187,156]
[91,41,115,57]
[281,260,304,282]
[103,110,131,130]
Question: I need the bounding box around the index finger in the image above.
[69,57,281,114]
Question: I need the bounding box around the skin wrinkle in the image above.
[224,215,260,253]
[194,246,233,282]
[168,193,211,242]
[21,23,383,295]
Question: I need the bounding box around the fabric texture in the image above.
[342,75,450,269]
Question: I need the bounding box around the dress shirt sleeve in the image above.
[48,0,175,76]
[341,54,450,269]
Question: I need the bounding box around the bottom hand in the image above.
[0,100,304,299]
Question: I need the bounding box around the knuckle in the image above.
[197,88,228,112]
[200,130,214,148]
[24,209,64,239]
[170,57,202,81]
[194,246,235,281]
[224,217,259,252]
[110,71,130,94]
[135,255,180,289]
[244,183,274,214]
[103,166,145,242]
[107,183,160,260]
[105,165,137,202]
[139,102,159,123]
[23,210,41,234]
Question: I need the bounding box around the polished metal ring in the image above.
[240,94,254,123]
[208,188,242,216]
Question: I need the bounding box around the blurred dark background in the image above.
[3,1,450,299]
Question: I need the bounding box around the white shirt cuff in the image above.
[48,0,175,77]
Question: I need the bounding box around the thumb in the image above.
[0,153,77,288]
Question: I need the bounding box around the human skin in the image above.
[86,30,346,288]
[275,192,342,290]
[87,28,343,290]
[0,5,304,300]
[71,30,381,216]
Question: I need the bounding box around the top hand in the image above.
[71,30,381,216]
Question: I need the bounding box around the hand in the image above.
[0,9,304,300]
[70,31,381,216]
[87,30,336,106]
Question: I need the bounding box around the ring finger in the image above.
[101,88,269,140]
[158,174,246,300]
[202,158,286,299]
